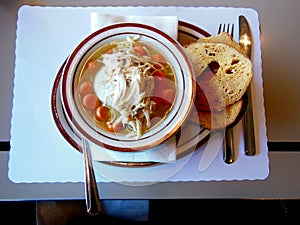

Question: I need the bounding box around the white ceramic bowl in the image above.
[60,23,195,152]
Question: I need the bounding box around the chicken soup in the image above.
[75,35,177,139]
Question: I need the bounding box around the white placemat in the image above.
[8,5,269,184]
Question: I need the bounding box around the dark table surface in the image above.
[1,1,300,223]
[1,199,300,224]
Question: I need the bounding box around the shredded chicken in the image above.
[93,36,167,139]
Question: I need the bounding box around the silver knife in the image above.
[239,15,256,156]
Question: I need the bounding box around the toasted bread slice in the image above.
[189,98,246,130]
[185,32,254,108]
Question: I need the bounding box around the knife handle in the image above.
[244,85,256,156]
[223,127,235,164]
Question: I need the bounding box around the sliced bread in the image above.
[185,32,254,108]
[189,98,246,130]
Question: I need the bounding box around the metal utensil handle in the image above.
[82,138,103,215]
[223,127,235,163]
[244,86,256,156]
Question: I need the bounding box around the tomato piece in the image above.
[106,122,123,133]
[156,77,174,90]
[133,44,147,56]
[162,89,176,104]
[152,96,163,107]
[152,54,166,64]
[82,93,100,110]
[153,84,176,107]
[94,105,110,121]
[78,81,94,96]
[105,48,114,54]
[153,70,166,85]
[153,70,166,79]
[87,59,102,73]
[153,78,176,107]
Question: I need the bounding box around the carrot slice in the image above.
[78,81,94,96]
[82,93,100,110]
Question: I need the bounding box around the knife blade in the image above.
[239,15,256,156]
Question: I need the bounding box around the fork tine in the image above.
[218,24,222,34]
[230,24,234,37]
[218,23,234,37]
[225,24,230,33]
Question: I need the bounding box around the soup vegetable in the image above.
[76,35,177,139]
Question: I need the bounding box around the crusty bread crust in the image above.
[199,32,247,56]
[190,98,245,130]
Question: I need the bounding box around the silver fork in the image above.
[218,23,235,164]
[218,23,234,37]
